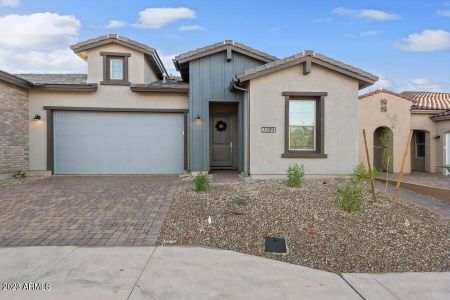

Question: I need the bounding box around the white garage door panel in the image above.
[54,111,184,174]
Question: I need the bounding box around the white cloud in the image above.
[398,29,450,52]
[0,12,80,49]
[178,25,203,31]
[406,78,446,92]
[0,48,86,73]
[333,7,399,21]
[0,0,20,8]
[437,10,450,16]
[106,20,127,29]
[359,9,399,21]
[332,7,357,16]
[361,74,396,93]
[134,7,196,29]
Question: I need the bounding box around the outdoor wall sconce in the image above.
[434,135,440,140]
[195,114,201,121]
[33,114,41,121]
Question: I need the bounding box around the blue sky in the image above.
[0,0,449,92]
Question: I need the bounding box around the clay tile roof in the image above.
[400,91,450,110]
[430,110,450,121]
[359,88,413,101]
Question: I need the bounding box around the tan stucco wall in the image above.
[29,88,188,171]
[410,113,438,172]
[434,119,450,173]
[86,44,158,84]
[358,92,412,173]
[248,64,360,176]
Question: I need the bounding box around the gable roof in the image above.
[0,70,31,89]
[235,50,378,89]
[70,34,167,79]
[400,91,450,110]
[174,40,277,64]
[173,40,277,82]
[359,88,413,101]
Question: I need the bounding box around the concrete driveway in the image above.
[0,246,448,300]
[0,176,179,246]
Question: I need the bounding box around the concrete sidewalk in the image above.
[0,246,448,300]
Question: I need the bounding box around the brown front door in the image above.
[210,113,233,167]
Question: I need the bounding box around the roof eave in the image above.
[0,70,32,89]
[130,84,188,93]
[31,83,98,92]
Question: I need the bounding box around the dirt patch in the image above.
[158,179,450,273]
[0,176,45,190]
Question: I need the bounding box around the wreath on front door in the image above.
[215,120,227,131]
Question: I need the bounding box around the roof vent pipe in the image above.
[163,73,167,83]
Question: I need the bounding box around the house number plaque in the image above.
[261,127,276,133]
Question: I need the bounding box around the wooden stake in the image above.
[363,129,376,202]
[392,130,414,206]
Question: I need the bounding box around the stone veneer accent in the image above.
[0,81,29,175]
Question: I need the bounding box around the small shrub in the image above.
[234,195,249,206]
[287,164,304,187]
[12,170,26,179]
[336,181,363,213]
[193,172,209,192]
[353,163,369,183]
[352,163,379,184]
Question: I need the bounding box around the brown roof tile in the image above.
[400,91,450,110]
[359,88,413,101]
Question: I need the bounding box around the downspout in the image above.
[233,77,251,176]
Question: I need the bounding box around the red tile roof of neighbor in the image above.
[359,89,450,111]
[400,91,450,110]
[359,88,413,101]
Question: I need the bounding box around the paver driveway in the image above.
[0,176,179,246]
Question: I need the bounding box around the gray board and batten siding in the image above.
[188,51,266,171]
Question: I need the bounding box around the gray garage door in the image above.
[53,111,184,175]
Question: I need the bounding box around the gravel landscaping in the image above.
[158,178,450,273]
[0,176,44,190]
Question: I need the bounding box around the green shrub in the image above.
[287,164,304,187]
[352,163,369,183]
[193,172,209,192]
[234,195,249,206]
[352,163,379,184]
[336,181,363,213]
[12,170,26,179]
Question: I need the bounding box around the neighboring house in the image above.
[0,71,29,179]
[358,89,450,175]
[0,34,378,178]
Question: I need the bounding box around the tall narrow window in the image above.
[110,58,124,80]
[282,92,327,158]
[289,100,316,150]
[416,131,425,158]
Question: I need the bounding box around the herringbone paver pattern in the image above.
[0,176,179,246]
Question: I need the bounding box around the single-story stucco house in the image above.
[0,34,380,178]
[358,89,450,175]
